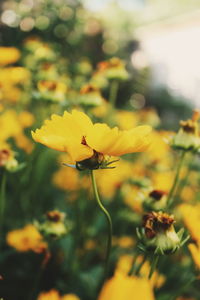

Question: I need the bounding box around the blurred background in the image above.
[1,1,200,300]
[1,0,200,126]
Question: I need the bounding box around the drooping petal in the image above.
[86,123,152,156]
[32,111,94,161]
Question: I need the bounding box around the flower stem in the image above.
[167,150,186,207]
[90,170,113,277]
[109,80,119,109]
[134,254,147,276]
[0,172,6,229]
[148,255,159,279]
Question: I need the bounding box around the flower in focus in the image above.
[32,109,152,170]
[6,224,47,252]
[0,47,21,65]
[137,211,188,254]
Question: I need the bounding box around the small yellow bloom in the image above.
[188,243,200,269]
[32,109,151,165]
[62,294,80,300]
[0,47,21,65]
[179,204,200,243]
[98,272,154,300]
[37,290,80,300]
[37,289,60,300]
[6,225,46,252]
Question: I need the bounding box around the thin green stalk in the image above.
[128,254,138,276]
[134,254,147,276]
[0,172,6,229]
[167,151,186,207]
[148,255,159,279]
[109,80,119,109]
[90,170,113,277]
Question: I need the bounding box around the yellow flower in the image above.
[0,47,21,65]
[37,289,60,300]
[6,224,47,252]
[115,110,138,130]
[98,272,155,300]
[37,290,80,300]
[188,243,200,269]
[53,167,79,191]
[32,109,151,167]
[179,204,200,243]
[116,255,165,288]
[0,142,17,170]
[62,295,80,300]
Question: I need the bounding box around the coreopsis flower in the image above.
[188,242,200,269]
[116,255,165,288]
[98,272,155,300]
[37,290,80,300]
[143,190,168,211]
[6,225,47,252]
[0,143,18,171]
[37,80,67,102]
[35,210,69,239]
[78,84,104,107]
[137,211,188,255]
[172,109,200,152]
[95,57,129,81]
[0,110,34,153]
[32,109,152,170]
[0,47,21,66]
[179,204,200,242]
[37,289,60,300]
[116,110,138,130]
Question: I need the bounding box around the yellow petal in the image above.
[86,124,152,156]
[32,110,94,161]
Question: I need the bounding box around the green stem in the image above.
[134,254,147,276]
[167,151,186,207]
[148,255,159,279]
[128,254,138,276]
[0,172,6,229]
[90,170,113,277]
[109,80,119,109]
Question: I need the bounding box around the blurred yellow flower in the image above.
[179,204,200,243]
[95,160,133,198]
[0,142,18,171]
[38,289,60,300]
[116,255,165,289]
[98,272,154,300]
[37,290,80,300]
[188,243,200,269]
[32,109,151,164]
[0,110,34,153]
[62,294,80,300]
[6,224,47,252]
[116,110,138,130]
[0,47,21,65]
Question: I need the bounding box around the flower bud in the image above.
[137,211,189,255]
[172,109,200,152]
[35,210,69,239]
